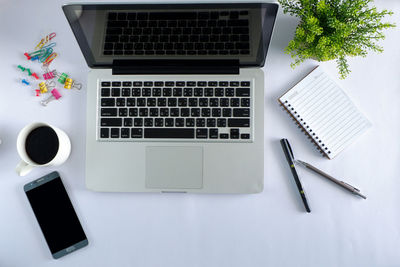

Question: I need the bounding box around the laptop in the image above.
[63,3,278,193]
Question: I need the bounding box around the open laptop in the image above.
[63,3,278,193]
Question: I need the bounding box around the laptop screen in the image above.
[63,3,278,68]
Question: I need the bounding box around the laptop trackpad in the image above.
[145,146,203,189]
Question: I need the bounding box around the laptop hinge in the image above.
[112,60,239,75]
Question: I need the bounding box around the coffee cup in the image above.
[16,122,71,176]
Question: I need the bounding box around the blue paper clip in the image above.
[21,79,30,85]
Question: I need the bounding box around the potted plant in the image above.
[278,0,395,78]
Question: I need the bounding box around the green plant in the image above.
[279,0,395,78]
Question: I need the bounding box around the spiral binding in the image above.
[279,100,330,158]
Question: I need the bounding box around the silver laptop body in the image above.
[63,2,278,193]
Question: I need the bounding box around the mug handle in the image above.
[16,160,34,176]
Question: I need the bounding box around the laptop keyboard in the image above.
[104,11,250,56]
[98,80,252,141]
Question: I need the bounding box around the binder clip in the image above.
[56,72,68,84]
[64,78,82,90]
[41,88,61,106]
[37,81,55,94]
[43,69,57,80]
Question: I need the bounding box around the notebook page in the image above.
[279,67,371,159]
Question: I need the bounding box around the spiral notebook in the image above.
[278,66,371,159]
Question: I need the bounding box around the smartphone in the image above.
[24,171,88,259]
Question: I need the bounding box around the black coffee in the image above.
[25,126,59,165]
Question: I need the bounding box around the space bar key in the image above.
[144,128,195,138]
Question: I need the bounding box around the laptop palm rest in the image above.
[145,146,203,189]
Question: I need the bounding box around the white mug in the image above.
[16,122,71,176]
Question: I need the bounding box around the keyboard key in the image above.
[116,98,125,106]
[101,108,117,116]
[111,128,120,138]
[194,88,203,96]
[122,88,131,96]
[144,118,153,127]
[176,81,185,87]
[100,128,109,138]
[170,108,179,117]
[134,118,143,126]
[230,129,239,139]
[220,133,229,139]
[228,119,250,127]
[230,98,240,107]
[121,128,130,138]
[139,108,148,116]
[225,88,234,97]
[175,118,184,127]
[101,88,110,97]
[241,98,250,107]
[199,98,208,107]
[119,108,128,117]
[186,118,195,127]
[101,118,122,127]
[160,108,169,116]
[112,88,120,97]
[205,88,214,97]
[101,82,111,87]
[184,88,193,96]
[241,133,250,139]
[223,108,232,117]
[124,118,133,127]
[163,88,172,96]
[217,118,227,127]
[173,88,182,96]
[178,98,187,107]
[168,98,177,107]
[207,118,216,127]
[215,88,224,96]
[144,81,153,87]
[133,81,142,87]
[132,88,141,96]
[191,108,200,117]
[188,98,198,107]
[229,81,239,87]
[201,108,210,117]
[157,98,167,106]
[209,98,219,107]
[196,128,208,139]
[142,88,151,96]
[155,118,163,127]
[152,88,162,96]
[233,108,250,117]
[196,118,205,127]
[112,82,121,87]
[129,108,138,116]
[220,98,229,106]
[123,81,132,87]
[165,118,174,127]
[236,88,250,97]
[149,108,158,117]
[131,128,143,138]
[145,128,194,139]
[147,98,156,107]
[137,98,146,106]
[127,98,135,106]
[209,128,218,139]
[212,108,221,117]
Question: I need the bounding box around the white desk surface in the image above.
[0,0,399,266]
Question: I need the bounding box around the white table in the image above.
[1,0,399,266]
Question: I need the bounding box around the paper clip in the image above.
[43,52,57,67]
[35,89,41,97]
[38,80,55,94]
[17,65,38,79]
[43,69,57,80]
[64,78,82,90]
[35,32,56,50]
[41,88,61,106]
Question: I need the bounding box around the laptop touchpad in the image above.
[145,146,203,189]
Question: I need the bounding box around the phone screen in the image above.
[25,173,87,258]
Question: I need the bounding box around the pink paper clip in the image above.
[41,88,61,106]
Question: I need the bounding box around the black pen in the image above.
[280,139,311,213]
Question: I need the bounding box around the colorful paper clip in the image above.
[42,52,57,67]
[41,88,61,106]
[38,81,55,94]
[64,78,82,90]
[35,89,41,97]
[35,32,56,50]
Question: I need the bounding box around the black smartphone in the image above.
[24,171,88,259]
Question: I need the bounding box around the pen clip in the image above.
[284,139,295,161]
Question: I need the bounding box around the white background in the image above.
[0,0,399,266]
